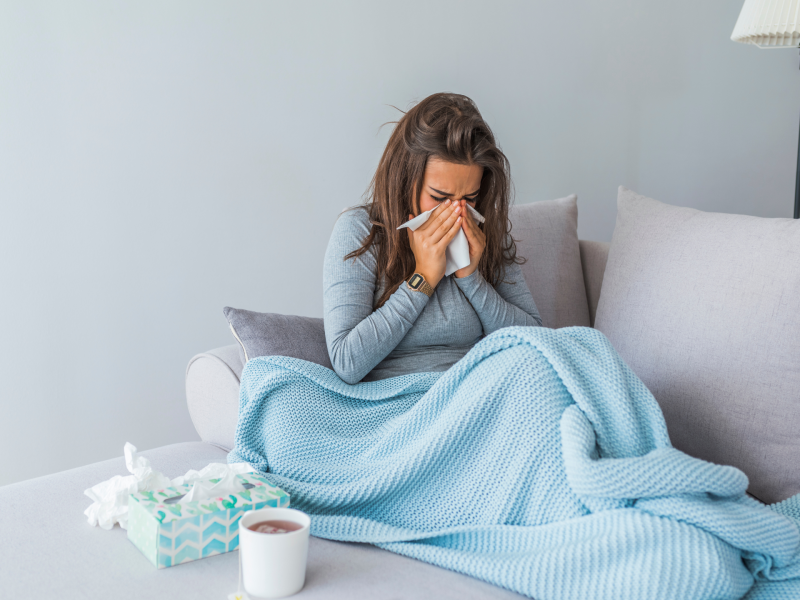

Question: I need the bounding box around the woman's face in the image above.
[414,157,483,215]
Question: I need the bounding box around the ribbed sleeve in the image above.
[453,260,543,334]
[323,207,431,384]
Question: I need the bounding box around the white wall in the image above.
[1,0,797,487]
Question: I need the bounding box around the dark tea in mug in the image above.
[247,519,304,534]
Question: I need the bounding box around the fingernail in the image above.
[445,199,451,205]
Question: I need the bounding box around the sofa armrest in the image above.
[185,344,244,451]
[578,239,610,327]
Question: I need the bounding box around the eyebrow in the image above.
[428,186,480,198]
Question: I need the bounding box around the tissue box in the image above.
[127,472,290,568]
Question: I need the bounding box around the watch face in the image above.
[409,274,423,289]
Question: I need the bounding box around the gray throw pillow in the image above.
[594,186,800,504]
[510,195,591,329]
[222,307,333,370]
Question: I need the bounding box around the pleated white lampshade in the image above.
[732,0,800,47]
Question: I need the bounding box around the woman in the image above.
[323,92,543,385]
[229,93,800,600]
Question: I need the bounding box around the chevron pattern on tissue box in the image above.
[127,472,289,568]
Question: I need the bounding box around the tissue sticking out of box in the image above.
[170,460,253,488]
[176,468,247,504]
[83,442,255,530]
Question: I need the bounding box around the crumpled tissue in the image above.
[397,203,485,276]
[83,442,253,530]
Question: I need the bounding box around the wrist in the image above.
[407,271,437,297]
[414,270,441,289]
[454,266,478,280]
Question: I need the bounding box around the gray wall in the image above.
[1,0,797,487]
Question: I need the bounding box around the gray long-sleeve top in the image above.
[323,205,543,384]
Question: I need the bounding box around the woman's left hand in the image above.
[453,199,486,279]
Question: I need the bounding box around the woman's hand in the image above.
[406,199,462,288]
[453,198,486,279]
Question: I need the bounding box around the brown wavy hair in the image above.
[344,92,525,310]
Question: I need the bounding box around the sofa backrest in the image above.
[578,240,609,327]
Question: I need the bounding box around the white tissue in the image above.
[397,204,485,277]
[83,442,172,530]
[170,461,253,488]
[176,464,248,504]
[83,442,254,530]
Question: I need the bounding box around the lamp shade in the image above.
[732,0,800,47]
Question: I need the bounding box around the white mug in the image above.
[239,507,311,598]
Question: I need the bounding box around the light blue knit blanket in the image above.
[227,326,800,600]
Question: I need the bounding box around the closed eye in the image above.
[432,194,479,202]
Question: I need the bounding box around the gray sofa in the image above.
[4,188,797,599]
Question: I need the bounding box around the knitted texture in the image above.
[228,325,800,600]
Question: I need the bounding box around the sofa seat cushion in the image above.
[1,442,525,599]
[594,186,800,504]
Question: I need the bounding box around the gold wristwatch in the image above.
[406,273,434,297]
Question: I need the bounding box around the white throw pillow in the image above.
[595,186,800,504]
